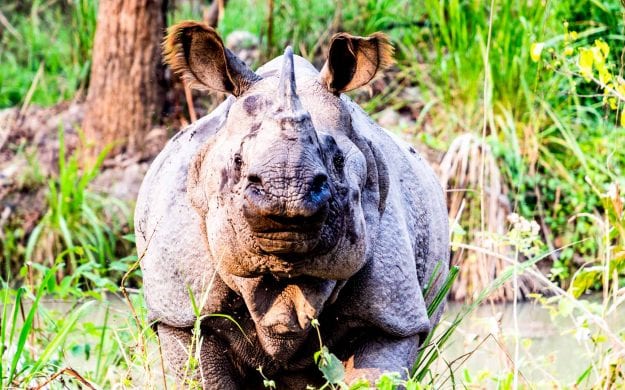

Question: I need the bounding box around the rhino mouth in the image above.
[255,235,321,255]
[246,205,329,254]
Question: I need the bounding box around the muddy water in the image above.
[34,296,624,386]
[438,300,625,386]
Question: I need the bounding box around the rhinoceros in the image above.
[135,21,449,389]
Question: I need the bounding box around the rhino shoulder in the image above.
[335,97,449,337]
[135,97,235,327]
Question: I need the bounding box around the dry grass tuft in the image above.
[439,133,540,302]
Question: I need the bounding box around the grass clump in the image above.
[26,128,130,285]
[0,271,94,387]
[0,0,97,108]
[0,273,156,388]
[1,126,135,294]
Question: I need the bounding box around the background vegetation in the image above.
[1,0,624,388]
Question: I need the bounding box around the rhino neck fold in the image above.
[232,274,338,358]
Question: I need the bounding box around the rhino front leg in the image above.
[157,323,239,389]
[343,334,420,385]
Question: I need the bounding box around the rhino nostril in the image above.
[309,173,331,209]
[247,174,263,186]
[310,174,328,193]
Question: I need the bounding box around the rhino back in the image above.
[135,97,234,327]
[335,97,449,337]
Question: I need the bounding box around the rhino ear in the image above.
[164,21,261,96]
[319,32,394,94]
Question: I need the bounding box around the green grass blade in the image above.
[7,287,26,352]
[9,271,51,382]
[427,265,459,317]
[95,304,110,382]
[0,285,13,388]
[28,301,95,376]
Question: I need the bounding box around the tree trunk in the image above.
[203,0,228,28]
[82,0,167,159]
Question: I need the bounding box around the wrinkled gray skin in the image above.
[136,43,448,389]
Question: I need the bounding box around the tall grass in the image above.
[19,127,134,292]
[1,125,135,295]
[0,0,97,108]
[0,274,159,388]
[173,0,424,64]
[0,270,94,387]
[409,0,625,289]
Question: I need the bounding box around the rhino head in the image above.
[164,22,393,359]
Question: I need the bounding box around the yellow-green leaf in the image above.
[592,47,605,68]
[595,39,609,57]
[530,42,544,62]
[599,67,612,85]
[578,48,594,81]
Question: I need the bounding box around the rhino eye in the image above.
[233,154,243,168]
[333,152,345,171]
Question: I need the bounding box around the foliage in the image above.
[0,275,155,388]
[174,0,423,64]
[0,0,97,108]
[527,20,625,286]
[409,0,625,288]
[1,126,135,292]
[0,270,96,387]
[567,184,625,297]
[32,129,124,273]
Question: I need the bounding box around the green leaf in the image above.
[317,346,345,384]
[404,381,424,390]
[376,372,401,390]
[314,349,322,364]
[349,379,371,389]
[576,365,592,385]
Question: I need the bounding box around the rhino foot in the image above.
[157,323,239,389]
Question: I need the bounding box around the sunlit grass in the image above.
[0,0,97,108]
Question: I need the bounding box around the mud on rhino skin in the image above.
[135,21,449,389]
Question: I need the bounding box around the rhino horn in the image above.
[275,46,306,119]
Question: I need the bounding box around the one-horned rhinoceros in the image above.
[135,21,449,389]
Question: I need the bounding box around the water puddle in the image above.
[438,299,625,386]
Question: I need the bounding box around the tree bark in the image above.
[82,0,167,159]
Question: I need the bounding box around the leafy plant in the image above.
[0,269,94,387]
[22,126,134,291]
